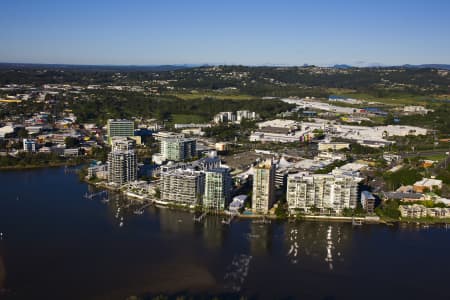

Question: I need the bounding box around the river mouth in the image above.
[1,167,449,300]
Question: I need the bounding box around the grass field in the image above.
[170,113,209,124]
[328,89,434,106]
[166,91,257,101]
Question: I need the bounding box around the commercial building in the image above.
[160,169,205,207]
[107,138,137,185]
[107,119,134,144]
[252,160,276,214]
[286,173,362,213]
[318,142,350,152]
[203,168,232,211]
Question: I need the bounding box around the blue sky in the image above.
[1,0,449,66]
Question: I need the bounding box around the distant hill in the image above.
[332,64,353,69]
[402,64,450,70]
[0,63,198,72]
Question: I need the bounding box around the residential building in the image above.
[203,168,232,211]
[160,169,205,207]
[107,119,134,144]
[399,204,427,219]
[252,160,276,214]
[361,191,376,214]
[87,163,108,180]
[23,139,37,152]
[107,138,137,185]
[286,173,362,213]
[413,178,443,193]
[160,137,196,161]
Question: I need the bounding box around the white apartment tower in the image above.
[286,173,362,213]
[160,169,205,207]
[107,138,138,185]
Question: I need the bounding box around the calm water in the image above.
[0,168,449,300]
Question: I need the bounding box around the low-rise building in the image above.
[318,141,350,151]
[399,204,427,218]
[361,191,376,214]
[23,139,37,152]
[413,178,443,193]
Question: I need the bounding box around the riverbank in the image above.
[0,162,73,171]
[82,178,450,226]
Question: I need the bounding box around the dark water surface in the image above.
[0,168,449,300]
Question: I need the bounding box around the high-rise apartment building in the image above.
[160,169,205,207]
[203,168,232,211]
[160,137,196,161]
[107,138,137,185]
[107,119,134,144]
[252,160,276,214]
[286,173,362,213]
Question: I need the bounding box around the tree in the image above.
[65,137,80,148]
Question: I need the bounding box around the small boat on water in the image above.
[133,209,144,215]
[352,218,363,226]
[101,198,110,203]
[119,222,124,227]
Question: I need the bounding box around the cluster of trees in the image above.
[71,90,295,124]
[1,65,449,97]
[391,104,450,135]
[0,152,82,168]
[383,167,423,190]
[375,199,401,220]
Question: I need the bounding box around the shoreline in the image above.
[0,161,82,171]
[31,168,450,227]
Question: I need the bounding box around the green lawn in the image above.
[166,92,257,100]
[328,89,437,106]
[171,114,209,124]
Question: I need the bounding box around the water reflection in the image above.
[202,216,226,249]
[224,254,252,292]
[249,222,273,256]
[285,222,351,270]
[0,256,5,291]
[158,207,195,234]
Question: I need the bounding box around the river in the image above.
[0,168,449,299]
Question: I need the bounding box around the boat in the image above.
[352,218,363,226]
[101,198,110,203]
[133,209,144,215]
[221,218,231,225]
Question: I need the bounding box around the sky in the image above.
[1,0,450,66]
